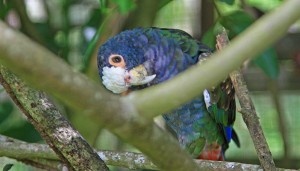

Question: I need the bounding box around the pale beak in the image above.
[126,64,156,86]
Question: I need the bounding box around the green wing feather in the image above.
[206,78,240,149]
[150,27,211,57]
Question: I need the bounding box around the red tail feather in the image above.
[198,143,224,161]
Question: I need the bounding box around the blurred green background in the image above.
[0,0,300,170]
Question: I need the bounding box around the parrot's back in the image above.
[138,28,238,160]
[136,28,212,84]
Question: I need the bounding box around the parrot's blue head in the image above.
[97,29,156,94]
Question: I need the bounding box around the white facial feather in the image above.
[102,67,128,94]
[203,89,211,110]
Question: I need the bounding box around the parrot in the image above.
[97,27,239,161]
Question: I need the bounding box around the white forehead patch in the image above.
[102,67,128,94]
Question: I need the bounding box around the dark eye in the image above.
[112,56,122,63]
[109,55,126,67]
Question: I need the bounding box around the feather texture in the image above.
[97,27,239,160]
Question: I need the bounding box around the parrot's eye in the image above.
[109,55,126,68]
[112,56,122,63]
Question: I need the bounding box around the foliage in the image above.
[202,3,279,79]
[3,164,13,171]
[0,99,41,142]
[111,0,136,14]
[219,0,235,5]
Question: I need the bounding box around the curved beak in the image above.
[126,64,156,86]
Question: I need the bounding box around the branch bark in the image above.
[215,29,276,171]
[0,67,109,171]
[230,71,276,171]
[0,136,296,171]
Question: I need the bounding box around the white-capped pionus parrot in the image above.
[97,27,240,161]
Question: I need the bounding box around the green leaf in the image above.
[1,122,42,142]
[0,101,14,124]
[159,0,173,9]
[81,9,113,73]
[0,1,12,19]
[219,11,279,79]
[201,23,225,49]
[253,47,280,79]
[219,11,254,38]
[219,0,235,5]
[111,0,136,14]
[99,0,110,14]
[3,164,13,171]
[201,27,215,49]
[82,25,103,73]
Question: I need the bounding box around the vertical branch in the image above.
[60,0,71,60]
[200,0,214,38]
[11,0,45,45]
[268,79,290,159]
[123,0,160,29]
[216,29,276,171]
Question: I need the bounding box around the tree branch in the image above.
[0,136,295,171]
[0,67,109,171]
[10,0,45,46]
[0,135,63,170]
[19,158,62,171]
[215,29,276,170]
[230,77,276,171]
[268,79,290,159]
[123,0,160,29]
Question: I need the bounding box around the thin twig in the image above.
[0,136,296,171]
[0,67,109,171]
[18,158,62,171]
[216,29,276,171]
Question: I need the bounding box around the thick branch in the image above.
[0,67,109,171]
[0,22,200,171]
[215,29,276,170]
[0,137,295,171]
[128,0,300,118]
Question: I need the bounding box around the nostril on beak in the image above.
[124,75,131,85]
